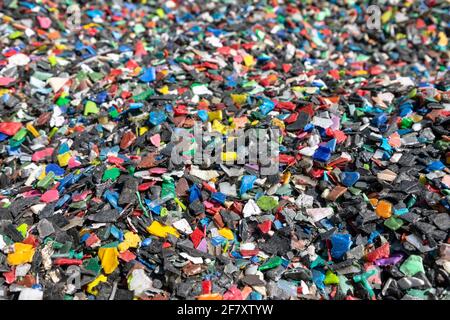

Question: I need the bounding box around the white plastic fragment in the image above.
[18,288,43,300]
[243,199,262,217]
[306,207,334,222]
[172,219,193,234]
[8,53,31,66]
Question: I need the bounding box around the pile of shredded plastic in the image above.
[0,0,449,300]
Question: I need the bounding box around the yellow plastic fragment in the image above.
[221,152,237,162]
[174,197,186,211]
[57,152,71,167]
[230,94,247,106]
[438,32,448,47]
[16,224,28,238]
[48,55,57,66]
[146,221,180,238]
[211,120,228,134]
[208,110,223,122]
[118,232,141,253]
[37,165,47,180]
[86,274,108,295]
[158,85,170,95]
[156,8,165,18]
[98,247,119,274]
[381,9,392,24]
[7,243,35,266]
[243,55,255,67]
[218,228,234,240]
[26,122,40,138]
[139,126,148,136]
[272,118,285,129]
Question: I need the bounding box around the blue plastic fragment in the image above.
[259,98,275,115]
[55,194,70,209]
[197,110,209,122]
[110,225,124,242]
[371,113,387,127]
[189,184,201,203]
[211,236,226,246]
[103,190,123,211]
[313,145,331,162]
[248,292,263,300]
[340,171,360,187]
[0,133,9,142]
[58,173,74,192]
[58,143,70,154]
[427,161,445,172]
[45,163,65,176]
[325,138,337,152]
[394,208,409,216]
[240,175,257,195]
[367,231,380,244]
[330,233,353,259]
[141,238,152,247]
[80,233,90,243]
[211,192,226,204]
[86,9,103,18]
[149,110,167,126]
[312,269,326,290]
[139,67,156,83]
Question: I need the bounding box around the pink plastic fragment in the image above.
[41,190,59,203]
[0,122,22,136]
[0,77,15,86]
[68,157,81,168]
[150,134,161,147]
[32,148,54,162]
[37,16,52,29]
[149,167,167,174]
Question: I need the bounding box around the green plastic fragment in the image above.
[259,256,282,271]
[353,269,376,298]
[310,255,327,269]
[407,88,417,98]
[161,176,176,199]
[83,257,102,275]
[16,224,28,238]
[324,270,340,285]
[400,255,425,276]
[12,128,28,141]
[36,171,55,189]
[101,241,119,248]
[256,196,279,211]
[69,200,87,209]
[406,195,417,208]
[9,136,26,148]
[136,191,149,217]
[384,216,404,230]
[88,72,103,82]
[56,96,70,106]
[84,100,99,116]
[134,23,146,34]
[9,31,23,39]
[102,167,121,182]
[407,289,429,299]
[348,187,361,195]
[400,117,414,129]
[133,89,155,101]
[109,108,120,119]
